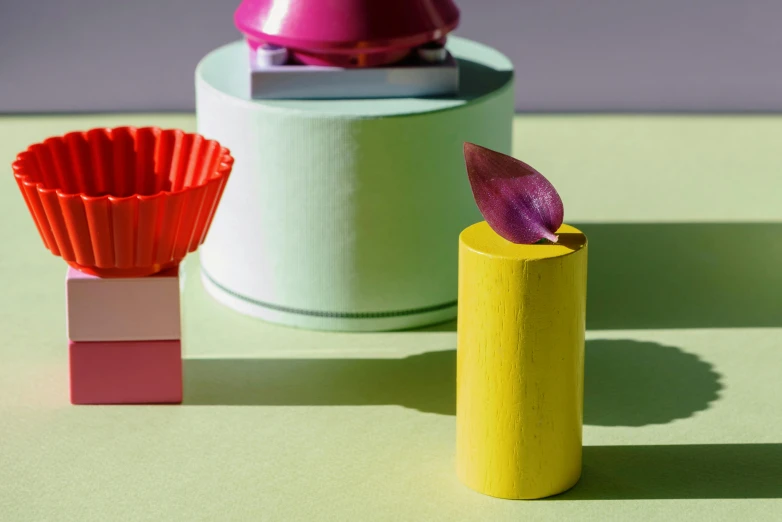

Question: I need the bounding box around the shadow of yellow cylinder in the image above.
[456,222,588,499]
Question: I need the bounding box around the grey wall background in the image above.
[1,0,780,113]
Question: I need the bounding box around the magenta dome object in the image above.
[234,0,460,67]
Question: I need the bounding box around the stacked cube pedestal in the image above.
[65,267,183,404]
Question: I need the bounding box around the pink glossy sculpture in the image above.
[235,0,460,67]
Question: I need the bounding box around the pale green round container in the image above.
[195,37,514,331]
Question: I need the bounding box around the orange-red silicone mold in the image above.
[12,127,233,277]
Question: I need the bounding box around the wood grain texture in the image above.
[456,221,588,499]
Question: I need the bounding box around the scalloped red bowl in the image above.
[12,127,233,277]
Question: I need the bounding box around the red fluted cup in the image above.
[12,127,233,277]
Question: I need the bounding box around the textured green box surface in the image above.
[195,37,514,330]
[2,114,781,521]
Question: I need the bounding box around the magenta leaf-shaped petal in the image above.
[464,142,564,244]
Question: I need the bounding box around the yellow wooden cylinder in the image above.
[456,221,588,499]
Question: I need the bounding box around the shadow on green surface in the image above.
[184,339,722,426]
[554,444,782,499]
[449,58,514,101]
[585,340,721,426]
[184,348,456,414]
[577,222,782,329]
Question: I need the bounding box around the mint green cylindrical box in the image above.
[195,37,514,331]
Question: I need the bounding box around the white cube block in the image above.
[66,267,181,342]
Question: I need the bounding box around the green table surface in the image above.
[2,114,781,521]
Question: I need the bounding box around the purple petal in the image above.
[463,143,564,244]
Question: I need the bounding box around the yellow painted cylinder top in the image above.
[456,221,588,499]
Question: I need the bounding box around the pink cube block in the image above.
[66,267,181,342]
[69,340,182,404]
